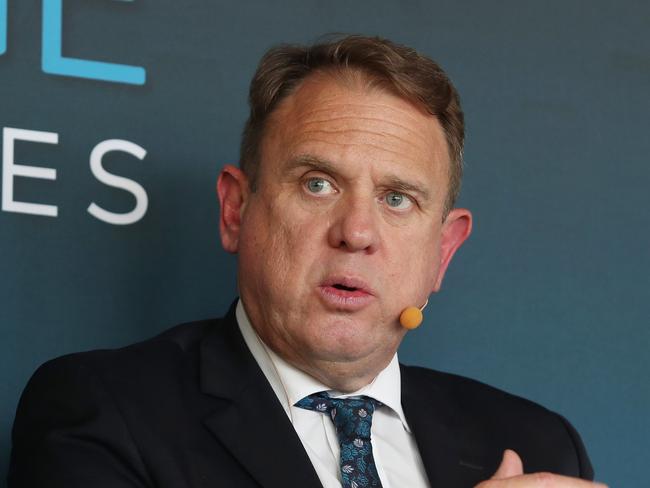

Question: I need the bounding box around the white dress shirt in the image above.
[236,300,430,488]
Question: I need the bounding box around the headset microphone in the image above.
[399,299,429,330]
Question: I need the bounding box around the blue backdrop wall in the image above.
[2,1,648,486]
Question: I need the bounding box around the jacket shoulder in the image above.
[9,318,229,487]
[400,364,594,479]
[402,364,552,413]
[14,317,224,421]
[40,317,219,376]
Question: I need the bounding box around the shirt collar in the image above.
[235,299,412,433]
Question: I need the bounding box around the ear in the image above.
[432,208,472,292]
[216,165,249,253]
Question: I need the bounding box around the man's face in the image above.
[219,73,471,389]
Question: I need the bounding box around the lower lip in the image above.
[318,286,374,310]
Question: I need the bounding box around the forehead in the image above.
[261,73,450,187]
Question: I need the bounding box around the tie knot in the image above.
[296,392,382,440]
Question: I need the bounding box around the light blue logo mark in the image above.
[42,0,146,85]
[1,0,7,55]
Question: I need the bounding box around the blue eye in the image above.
[385,192,412,210]
[306,178,334,194]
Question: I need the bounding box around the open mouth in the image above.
[332,284,358,292]
[321,277,372,295]
[318,277,374,309]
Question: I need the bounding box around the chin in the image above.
[311,343,373,363]
[298,308,398,360]
[306,329,382,363]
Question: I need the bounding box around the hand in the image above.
[474,450,608,487]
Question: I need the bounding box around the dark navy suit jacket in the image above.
[9,303,594,487]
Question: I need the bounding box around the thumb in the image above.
[490,449,524,479]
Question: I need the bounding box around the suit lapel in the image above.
[200,306,323,488]
[197,307,494,488]
[401,365,491,488]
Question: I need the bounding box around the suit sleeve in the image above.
[557,413,595,481]
[8,356,153,488]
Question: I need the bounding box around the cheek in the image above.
[385,228,442,294]
[241,196,324,294]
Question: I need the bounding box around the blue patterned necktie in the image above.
[296,392,384,488]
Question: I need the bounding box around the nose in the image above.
[327,195,380,253]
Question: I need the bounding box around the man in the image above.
[9,35,605,487]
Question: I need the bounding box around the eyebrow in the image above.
[381,176,431,202]
[283,154,340,174]
[284,154,433,203]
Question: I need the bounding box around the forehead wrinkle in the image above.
[291,138,414,161]
[298,127,430,155]
[291,125,444,173]
[271,81,446,159]
[295,112,434,149]
[290,110,442,157]
[297,98,429,126]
